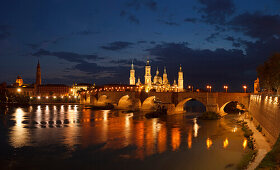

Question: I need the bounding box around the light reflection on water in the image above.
[2,105,248,169]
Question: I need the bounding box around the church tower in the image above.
[36,60,41,86]
[144,59,152,92]
[178,65,183,92]
[144,59,152,86]
[163,66,168,85]
[129,61,135,85]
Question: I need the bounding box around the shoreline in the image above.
[239,113,271,170]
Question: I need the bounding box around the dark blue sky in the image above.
[1,0,280,92]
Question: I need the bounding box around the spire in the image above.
[156,67,159,75]
[146,57,150,66]
[164,66,167,74]
[179,64,182,72]
[37,59,40,68]
[36,59,42,85]
[131,60,134,70]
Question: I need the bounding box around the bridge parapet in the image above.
[81,91,251,114]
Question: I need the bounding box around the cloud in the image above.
[119,10,140,24]
[126,0,157,11]
[229,12,280,40]
[137,40,147,44]
[224,36,235,41]
[0,25,11,40]
[128,14,140,24]
[157,19,180,26]
[144,42,259,90]
[184,18,199,23]
[205,32,220,42]
[197,0,235,24]
[26,36,67,50]
[110,58,146,66]
[120,0,157,24]
[101,41,134,51]
[32,49,100,63]
[75,30,99,36]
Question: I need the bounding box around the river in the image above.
[0,105,248,170]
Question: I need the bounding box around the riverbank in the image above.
[239,114,271,170]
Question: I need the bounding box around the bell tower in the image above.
[36,60,41,86]
[144,59,152,86]
[129,61,135,85]
[144,58,152,92]
[163,66,168,85]
[178,65,183,92]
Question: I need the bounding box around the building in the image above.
[36,84,70,97]
[72,83,94,96]
[7,84,35,96]
[15,76,23,86]
[129,59,184,92]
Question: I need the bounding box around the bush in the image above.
[256,125,262,132]
[257,135,280,169]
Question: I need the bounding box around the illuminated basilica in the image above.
[129,59,184,92]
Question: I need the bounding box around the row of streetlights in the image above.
[188,85,248,93]
[30,96,78,99]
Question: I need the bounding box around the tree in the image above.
[257,53,280,93]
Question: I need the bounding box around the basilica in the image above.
[129,59,184,92]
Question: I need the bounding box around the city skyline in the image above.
[1,0,280,92]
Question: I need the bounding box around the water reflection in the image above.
[206,138,213,149]
[9,108,30,147]
[193,118,199,137]
[171,128,181,151]
[243,139,247,149]
[223,138,229,148]
[4,105,248,162]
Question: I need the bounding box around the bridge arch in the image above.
[142,96,158,110]
[90,95,97,105]
[219,101,247,114]
[175,98,206,113]
[118,95,132,109]
[97,95,111,106]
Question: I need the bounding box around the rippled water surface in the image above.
[0,105,248,169]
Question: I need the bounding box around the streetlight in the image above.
[206,85,212,92]
[17,88,21,93]
[188,85,193,92]
[224,85,228,93]
[243,85,247,93]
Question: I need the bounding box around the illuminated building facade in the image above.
[129,62,135,85]
[15,76,23,87]
[129,59,184,92]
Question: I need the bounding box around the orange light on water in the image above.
[243,139,247,149]
[206,138,212,149]
[223,138,229,148]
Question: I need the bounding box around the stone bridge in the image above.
[80,91,250,114]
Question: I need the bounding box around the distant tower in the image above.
[36,60,41,85]
[254,77,260,93]
[136,77,141,86]
[163,66,168,85]
[129,61,135,85]
[178,65,184,92]
[144,59,152,86]
[16,76,23,86]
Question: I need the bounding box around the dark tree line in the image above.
[257,53,280,93]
